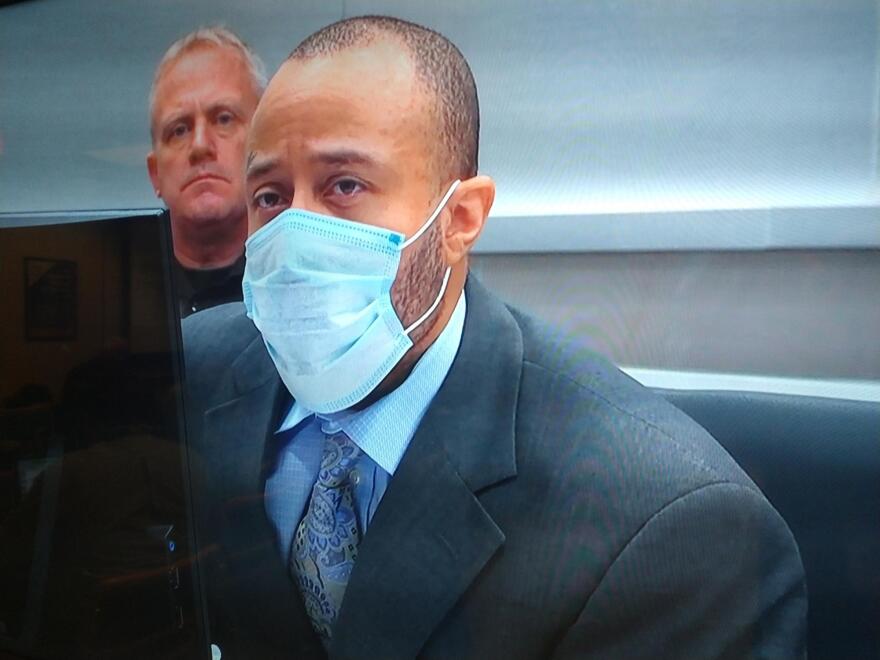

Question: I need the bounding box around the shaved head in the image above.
[244,15,496,403]
[287,15,479,185]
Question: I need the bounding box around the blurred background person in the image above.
[146,27,265,318]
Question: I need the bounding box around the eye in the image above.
[167,122,188,141]
[255,191,284,209]
[331,178,364,197]
[216,111,235,126]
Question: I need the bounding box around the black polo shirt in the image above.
[174,254,245,319]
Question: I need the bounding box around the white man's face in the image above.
[147,46,259,231]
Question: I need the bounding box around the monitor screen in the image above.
[0,210,206,660]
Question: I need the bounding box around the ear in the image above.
[442,175,495,266]
[146,151,162,197]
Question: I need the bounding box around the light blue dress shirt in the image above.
[264,291,466,562]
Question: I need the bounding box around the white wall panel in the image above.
[1,0,878,250]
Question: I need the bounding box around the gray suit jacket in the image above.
[183,276,807,659]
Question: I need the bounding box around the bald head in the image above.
[287,16,479,185]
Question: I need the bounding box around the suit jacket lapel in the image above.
[202,333,324,658]
[203,332,283,511]
[330,276,523,659]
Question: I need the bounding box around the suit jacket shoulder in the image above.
[508,303,757,496]
[177,278,806,659]
[183,303,259,396]
[486,297,806,659]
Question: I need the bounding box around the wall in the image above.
[1,0,877,386]
[472,249,880,381]
[0,0,877,219]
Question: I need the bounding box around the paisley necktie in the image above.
[290,430,361,641]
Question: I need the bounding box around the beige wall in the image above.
[472,250,880,381]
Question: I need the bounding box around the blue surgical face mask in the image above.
[242,180,461,413]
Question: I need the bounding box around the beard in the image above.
[390,219,446,345]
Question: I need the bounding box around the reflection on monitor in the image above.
[0,210,206,660]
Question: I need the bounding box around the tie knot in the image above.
[318,432,360,488]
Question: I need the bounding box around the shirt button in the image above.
[350,470,361,486]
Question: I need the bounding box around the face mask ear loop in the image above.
[400,180,461,249]
[404,266,452,336]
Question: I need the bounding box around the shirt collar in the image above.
[277,290,467,475]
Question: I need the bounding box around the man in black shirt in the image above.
[146,27,265,317]
[172,254,245,317]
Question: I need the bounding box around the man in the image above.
[184,16,807,659]
[147,27,265,317]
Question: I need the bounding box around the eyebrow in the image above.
[246,154,279,181]
[158,99,244,135]
[159,111,189,133]
[245,148,380,182]
[309,149,377,167]
[207,98,246,116]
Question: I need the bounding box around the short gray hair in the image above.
[149,26,267,142]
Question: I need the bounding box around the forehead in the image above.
[153,45,252,111]
[249,42,430,156]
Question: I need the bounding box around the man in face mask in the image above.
[183,16,806,660]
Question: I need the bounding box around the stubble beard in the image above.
[390,220,446,346]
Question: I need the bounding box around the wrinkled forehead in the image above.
[156,45,244,93]
[248,42,431,155]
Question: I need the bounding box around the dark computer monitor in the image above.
[0,210,207,660]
